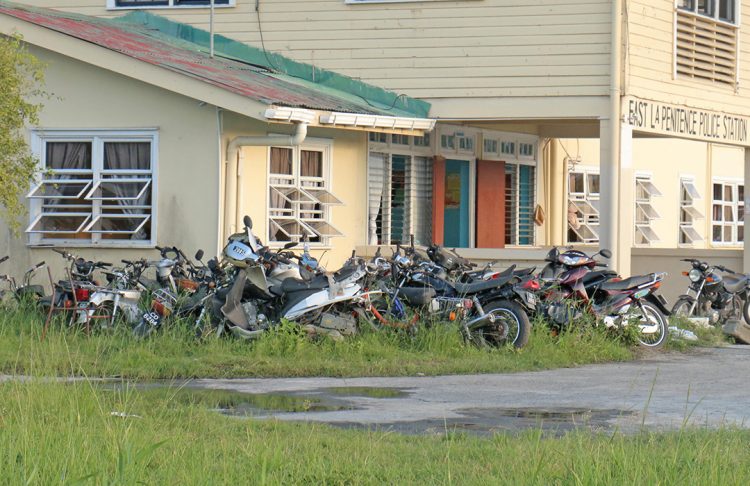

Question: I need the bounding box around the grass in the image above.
[1,379,749,485]
[0,306,634,379]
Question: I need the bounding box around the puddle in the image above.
[215,392,356,416]
[323,386,411,399]
[330,407,636,437]
[96,382,357,416]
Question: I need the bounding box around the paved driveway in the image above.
[187,346,750,434]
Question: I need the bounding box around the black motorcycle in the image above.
[672,259,750,325]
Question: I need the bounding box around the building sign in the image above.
[624,97,750,146]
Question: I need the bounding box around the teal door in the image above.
[443,159,470,247]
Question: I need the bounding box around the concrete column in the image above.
[599,119,619,268]
[548,140,566,246]
[617,124,633,276]
[744,148,750,273]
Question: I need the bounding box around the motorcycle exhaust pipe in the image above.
[466,312,496,331]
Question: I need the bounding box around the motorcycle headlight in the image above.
[688,268,702,283]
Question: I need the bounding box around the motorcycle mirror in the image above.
[195,249,204,261]
[599,249,613,259]
[283,242,297,250]
[207,258,218,271]
[243,215,253,229]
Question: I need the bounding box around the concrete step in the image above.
[723,319,750,344]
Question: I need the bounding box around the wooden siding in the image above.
[627,0,750,117]
[30,0,612,103]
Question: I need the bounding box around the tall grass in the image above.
[0,379,748,485]
[0,307,633,379]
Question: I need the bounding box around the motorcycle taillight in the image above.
[152,300,171,317]
[74,288,90,301]
[522,279,540,291]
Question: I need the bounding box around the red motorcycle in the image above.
[521,248,670,348]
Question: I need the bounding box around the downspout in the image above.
[223,122,308,236]
[604,0,623,266]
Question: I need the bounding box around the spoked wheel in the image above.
[465,300,530,349]
[671,297,697,319]
[633,301,668,349]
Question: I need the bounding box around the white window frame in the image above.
[107,0,235,10]
[505,159,537,247]
[367,151,433,246]
[437,125,480,159]
[711,178,744,246]
[677,0,739,26]
[678,176,704,246]
[27,130,158,248]
[266,138,341,248]
[634,174,662,246]
[368,132,433,156]
[567,167,600,245]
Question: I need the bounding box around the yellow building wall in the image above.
[626,0,750,117]
[557,137,744,250]
[0,45,221,279]
[26,0,613,118]
[222,113,368,270]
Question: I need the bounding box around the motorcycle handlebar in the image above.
[34,261,46,270]
[0,256,8,264]
[595,262,608,267]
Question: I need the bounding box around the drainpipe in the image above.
[601,0,623,268]
[224,122,308,236]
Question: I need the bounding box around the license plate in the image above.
[142,310,162,328]
[524,292,537,306]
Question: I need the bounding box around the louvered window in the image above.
[567,169,600,244]
[26,132,156,246]
[711,180,744,245]
[505,163,536,246]
[368,153,433,246]
[634,176,662,245]
[268,141,343,245]
[679,178,704,245]
[676,2,738,86]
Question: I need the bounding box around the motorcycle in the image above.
[671,259,750,325]
[0,256,47,305]
[525,247,670,348]
[212,215,376,340]
[366,241,532,348]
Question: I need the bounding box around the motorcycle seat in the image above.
[599,275,653,291]
[581,270,618,287]
[722,275,750,293]
[452,275,512,295]
[281,275,329,293]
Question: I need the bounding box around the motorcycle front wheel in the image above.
[633,301,668,349]
[671,296,697,319]
[465,300,530,349]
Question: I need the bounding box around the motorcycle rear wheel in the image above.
[466,300,530,349]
